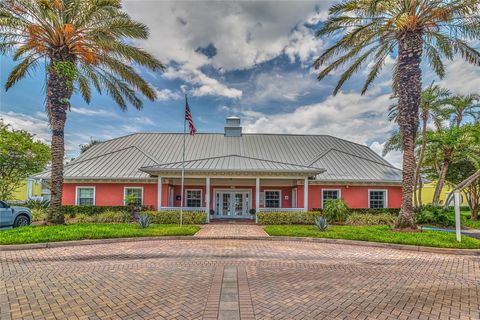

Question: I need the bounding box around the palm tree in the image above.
[0,0,164,223]
[314,0,480,228]
[431,93,480,204]
[383,84,449,207]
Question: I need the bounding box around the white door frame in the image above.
[213,188,252,219]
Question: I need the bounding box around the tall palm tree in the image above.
[384,84,449,207]
[314,0,480,228]
[0,0,164,223]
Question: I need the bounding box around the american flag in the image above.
[185,97,196,135]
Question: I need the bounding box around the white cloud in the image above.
[436,59,480,95]
[242,92,395,146]
[123,1,333,99]
[70,107,115,117]
[0,111,50,144]
[369,141,403,168]
[246,70,321,104]
[155,88,182,101]
[284,25,323,65]
[164,66,242,99]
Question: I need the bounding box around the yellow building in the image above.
[419,182,466,206]
[10,179,48,202]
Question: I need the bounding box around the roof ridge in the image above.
[142,154,320,170]
[69,146,157,167]
[313,148,401,171]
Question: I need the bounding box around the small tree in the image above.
[323,199,349,223]
[446,160,480,220]
[0,122,50,200]
[125,193,140,221]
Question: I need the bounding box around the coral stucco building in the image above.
[35,117,403,221]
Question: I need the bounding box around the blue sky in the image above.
[1,1,479,167]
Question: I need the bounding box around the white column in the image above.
[205,177,211,223]
[157,176,162,211]
[304,177,309,212]
[255,178,260,223]
[26,178,33,200]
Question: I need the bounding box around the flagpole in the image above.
[180,95,187,226]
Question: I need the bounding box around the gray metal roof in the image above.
[141,155,324,174]
[33,133,402,183]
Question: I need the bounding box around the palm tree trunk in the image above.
[413,112,428,208]
[432,150,453,205]
[46,58,74,224]
[395,32,423,229]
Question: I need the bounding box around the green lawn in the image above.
[461,211,480,229]
[0,224,200,245]
[264,225,480,249]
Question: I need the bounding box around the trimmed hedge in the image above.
[75,211,131,223]
[257,211,320,225]
[312,208,400,215]
[258,209,400,225]
[62,205,153,216]
[345,213,398,226]
[147,211,206,224]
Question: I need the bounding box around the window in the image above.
[322,189,341,208]
[0,201,8,208]
[369,190,387,208]
[265,190,281,208]
[186,189,202,207]
[124,187,143,206]
[76,187,95,205]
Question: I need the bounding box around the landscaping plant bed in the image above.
[264,225,480,249]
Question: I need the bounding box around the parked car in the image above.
[0,200,32,229]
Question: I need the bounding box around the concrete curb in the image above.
[1,235,480,256]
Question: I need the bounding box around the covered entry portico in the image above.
[140,158,324,223]
[214,188,252,219]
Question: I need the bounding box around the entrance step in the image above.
[194,224,268,238]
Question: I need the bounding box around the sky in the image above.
[1,1,479,168]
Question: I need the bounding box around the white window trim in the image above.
[75,186,96,206]
[124,187,144,206]
[185,189,203,207]
[264,189,282,209]
[321,188,342,209]
[368,189,388,208]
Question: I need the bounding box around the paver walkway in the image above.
[1,239,479,319]
[194,223,269,237]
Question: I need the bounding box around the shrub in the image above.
[257,211,319,225]
[74,210,130,223]
[416,206,455,227]
[346,212,398,226]
[322,199,349,223]
[147,211,206,224]
[315,216,328,231]
[137,213,150,228]
[62,205,153,217]
[31,208,48,222]
[23,199,50,210]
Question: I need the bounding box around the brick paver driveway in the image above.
[1,239,479,320]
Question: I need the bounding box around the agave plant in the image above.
[137,213,150,229]
[315,216,329,231]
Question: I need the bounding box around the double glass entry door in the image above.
[215,191,250,218]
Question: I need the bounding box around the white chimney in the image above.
[224,116,242,137]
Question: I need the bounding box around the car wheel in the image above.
[13,215,30,228]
